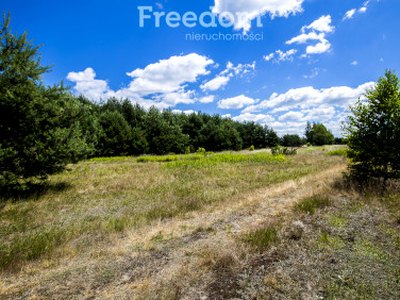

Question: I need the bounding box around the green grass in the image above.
[0,151,342,270]
[137,155,179,163]
[243,222,280,250]
[136,152,287,167]
[294,195,332,214]
[326,148,348,156]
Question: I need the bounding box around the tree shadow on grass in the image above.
[0,181,72,204]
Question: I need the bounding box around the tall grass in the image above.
[0,152,343,269]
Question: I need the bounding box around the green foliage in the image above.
[265,127,280,148]
[344,70,400,181]
[305,122,334,146]
[327,148,348,156]
[294,196,332,214]
[281,134,304,147]
[97,111,133,157]
[248,145,255,151]
[196,147,207,154]
[0,13,89,192]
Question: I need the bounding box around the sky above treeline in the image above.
[2,0,399,136]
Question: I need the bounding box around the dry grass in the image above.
[3,148,397,298]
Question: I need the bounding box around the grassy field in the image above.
[1,146,399,298]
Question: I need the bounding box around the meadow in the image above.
[0,146,399,299]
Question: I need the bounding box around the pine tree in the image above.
[0,13,88,191]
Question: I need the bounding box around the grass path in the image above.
[0,162,346,298]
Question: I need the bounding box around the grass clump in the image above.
[243,221,280,250]
[294,195,332,214]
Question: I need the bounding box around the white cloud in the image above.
[286,15,334,56]
[212,0,305,32]
[126,53,214,95]
[67,54,215,109]
[233,112,274,123]
[264,53,274,61]
[243,82,375,114]
[264,49,297,63]
[220,61,256,77]
[342,0,378,21]
[67,68,115,101]
[306,39,331,54]
[278,111,304,121]
[343,9,356,20]
[218,95,257,109]
[302,15,334,33]
[200,95,215,103]
[201,76,230,91]
[359,6,367,13]
[286,32,325,45]
[351,61,358,66]
[237,82,375,136]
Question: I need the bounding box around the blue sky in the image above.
[2,0,399,136]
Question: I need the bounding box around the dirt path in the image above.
[1,163,346,299]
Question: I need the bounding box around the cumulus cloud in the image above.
[243,82,375,114]
[218,95,257,109]
[302,15,334,33]
[201,76,230,91]
[278,111,304,121]
[67,53,215,109]
[212,0,305,32]
[286,15,334,55]
[66,68,115,101]
[200,95,215,103]
[306,39,331,54]
[235,82,376,136]
[125,53,214,95]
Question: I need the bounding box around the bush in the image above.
[271,146,297,156]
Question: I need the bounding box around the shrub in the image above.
[271,146,297,156]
